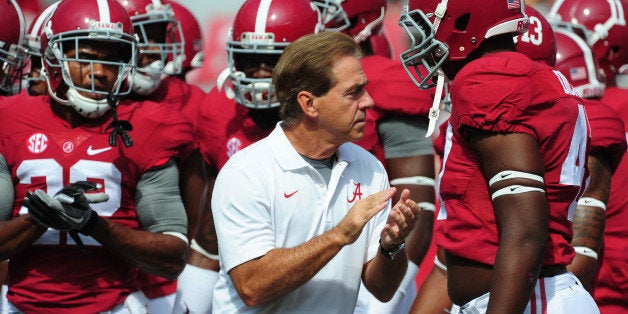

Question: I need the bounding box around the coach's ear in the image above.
[297,90,319,119]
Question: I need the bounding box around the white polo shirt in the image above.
[211,123,391,313]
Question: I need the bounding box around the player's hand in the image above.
[23,181,109,234]
[380,189,421,249]
[336,187,396,244]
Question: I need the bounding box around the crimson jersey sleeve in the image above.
[195,88,272,170]
[450,52,577,138]
[582,99,627,173]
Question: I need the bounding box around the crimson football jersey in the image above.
[354,55,435,164]
[593,86,628,312]
[436,52,589,267]
[0,94,194,313]
[196,87,272,170]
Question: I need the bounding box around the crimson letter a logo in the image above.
[347,182,362,203]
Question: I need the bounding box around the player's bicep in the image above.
[467,130,548,230]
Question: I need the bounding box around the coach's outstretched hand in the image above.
[23,181,109,235]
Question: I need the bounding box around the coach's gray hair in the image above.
[272,32,362,126]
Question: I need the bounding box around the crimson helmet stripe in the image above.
[97,0,112,23]
[255,0,273,33]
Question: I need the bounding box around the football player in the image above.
[549,0,628,311]
[552,27,626,289]
[116,1,206,312]
[0,1,27,311]
[400,0,597,312]
[0,0,194,312]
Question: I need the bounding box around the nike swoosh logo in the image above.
[87,145,112,156]
[284,191,298,198]
[59,211,84,224]
[510,186,519,191]
[501,173,511,178]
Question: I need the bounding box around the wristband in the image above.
[418,202,436,212]
[379,240,406,260]
[574,246,598,260]
[191,239,220,260]
[577,197,606,211]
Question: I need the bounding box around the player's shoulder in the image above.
[0,94,47,110]
[0,95,51,125]
[219,135,272,173]
[122,99,189,124]
[583,98,623,121]
[162,76,206,94]
[601,86,628,116]
[454,52,576,113]
[457,51,548,84]
[118,99,193,143]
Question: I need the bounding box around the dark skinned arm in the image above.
[387,155,435,266]
[188,158,220,272]
[468,131,548,314]
[180,149,206,240]
[410,247,453,314]
[568,153,610,288]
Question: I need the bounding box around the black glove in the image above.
[23,181,109,235]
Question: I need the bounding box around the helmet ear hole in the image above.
[455,13,471,32]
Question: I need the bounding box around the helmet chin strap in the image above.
[66,88,111,118]
[426,70,446,137]
[106,92,134,148]
[424,0,449,137]
[354,7,385,43]
[131,61,164,95]
[615,73,628,88]
[216,68,235,99]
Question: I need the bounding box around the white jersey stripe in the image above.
[255,0,272,33]
[97,0,111,23]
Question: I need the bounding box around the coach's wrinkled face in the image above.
[314,55,373,143]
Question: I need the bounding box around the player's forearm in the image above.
[387,154,436,265]
[0,216,47,259]
[488,220,547,313]
[568,205,605,287]
[180,150,207,239]
[410,263,452,314]
[405,209,434,265]
[363,248,408,302]
[230,228,347,307]
[192,164,219,257]
[90,218,188,280]
[568,154,610,287]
